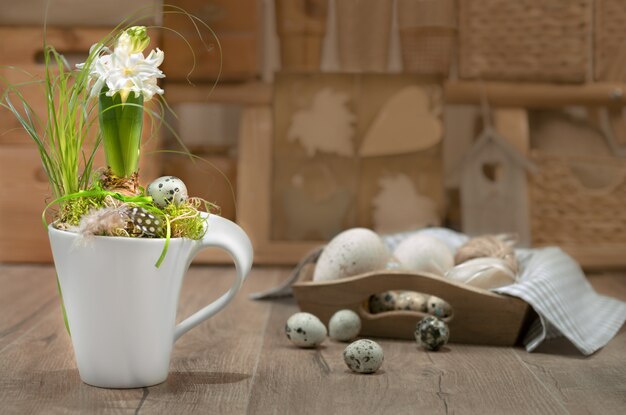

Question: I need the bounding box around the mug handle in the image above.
[174,214,253,342]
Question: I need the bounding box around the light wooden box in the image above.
[0,27,114,145]
[0,0,161,26]
[167,153,237,222]
[162,0,259,81]
[0,146,54,262]
[292,266,531,346]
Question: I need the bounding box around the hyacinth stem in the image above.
[98,87,144,178]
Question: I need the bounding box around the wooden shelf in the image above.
[445,81,626,108]
[165,81,272,106]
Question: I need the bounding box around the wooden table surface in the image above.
[1,265,625,415]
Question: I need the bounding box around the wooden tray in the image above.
[292,265,531,346]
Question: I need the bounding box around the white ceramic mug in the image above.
[48,214,253,388]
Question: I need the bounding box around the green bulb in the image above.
[119,26,150,54]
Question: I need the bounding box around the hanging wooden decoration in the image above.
[371,173,440,234]
[599,108,626,157]
[257,73,443,260]
[281,164,354,240]
[282,185,353,240]
[359,86,443,157]
[287,87,356,157]
[460,126,536,246]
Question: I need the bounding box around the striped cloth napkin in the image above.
[383,229,626,355]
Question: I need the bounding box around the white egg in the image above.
[393,234,454,276]
[329,309,361,342]
[285,312,327,348]
[343,339,384,374]
[147,176,188,208]
[445,257,517,290]
[313,228,390,281]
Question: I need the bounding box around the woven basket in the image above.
[276,0,328,71]
[399,27,455,75]
[529,152,626,246]
[335,0,392,72]
[458,0,592,82]
[594,0,626,81]
[398,0,456,75]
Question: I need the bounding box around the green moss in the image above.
[162,199,210,240]
[54,187,219,241]
[58,194,106,225]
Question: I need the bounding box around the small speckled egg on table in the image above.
[343,339,384,374]
[329,309,361,342]
[285,312,327,348]
[415,316,450,351]
[146,176,188,208]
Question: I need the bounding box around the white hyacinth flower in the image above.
[78,26,165,102]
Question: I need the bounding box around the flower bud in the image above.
[117,26,150,54]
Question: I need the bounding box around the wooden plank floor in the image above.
[0,265,624,414]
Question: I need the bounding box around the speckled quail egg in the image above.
[146,176,188,208]
[313,228,390,282]
[395,291,428,312]
[393,234,454,276]
[343,339,384,374]
[285,312,327,348]
[426,295,453,318]
[329,309,361,342]
[368,290,399,314]
[415,316,449,351]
